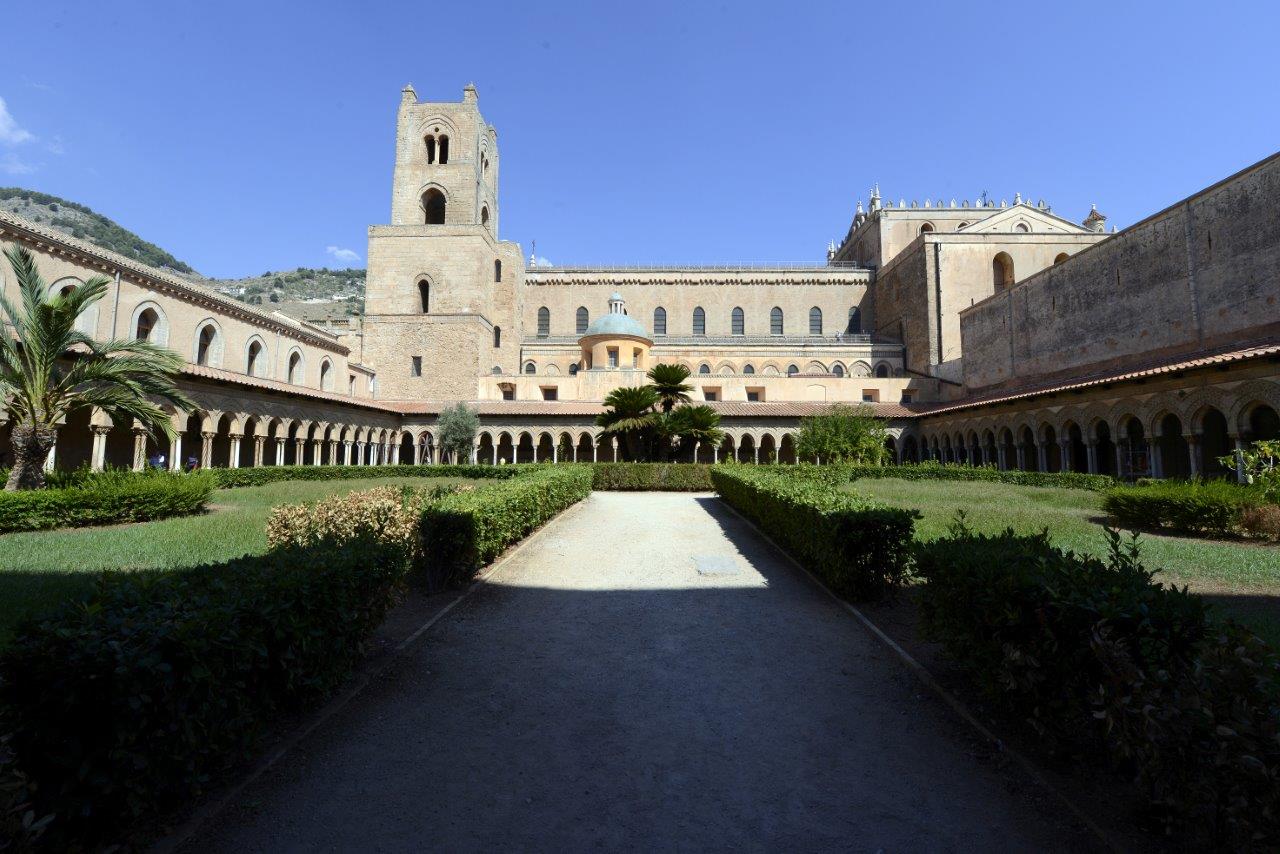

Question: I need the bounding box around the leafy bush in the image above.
[0,468,214,533]
[711,466,917,600]
[1102,479,1267,537]
[418,465,593,589]
[915,522,1280,846]
[0,521,414,842]
[843,460,1115,491]
[266,484,432,557]
[796,403,888,464]
[591,462,713,491]
[210,463,522,489]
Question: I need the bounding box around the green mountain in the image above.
[0,187,366,320]
[0,187,195,273]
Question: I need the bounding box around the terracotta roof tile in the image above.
[383,398,919,420]
[917,340,1280,417]
[182,364,401,413]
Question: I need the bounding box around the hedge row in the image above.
[915,525,1280,847]
[211,463,524,488]
[0,515,414,841]
[841,461,1116,491]
[419,465,594,589]
[591,462,714,491]
[710,466,918,600]
[1102,479,1273,538]
[0,469,215,533]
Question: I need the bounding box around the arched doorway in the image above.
[1157,414,1190,479]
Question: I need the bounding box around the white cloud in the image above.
[531,255,554,268]
[0,153,35,175]
[325,245,361,264]
[0,97,34,145]
[45,135,65,156]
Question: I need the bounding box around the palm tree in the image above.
[668,404,725,460]
[0,245,194,490]
[596,385,659,460]
[646,363,692,414]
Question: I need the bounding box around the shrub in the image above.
[0,468,214,533]
[1241,504,1280,540]
[417,465,593,589]
[0,528,413,842]
[266,484,431,558]
[915,522,1280,846]
[1102,479,1267,537]
[711,466,917,600]
[210,463,523,489]
[591,462,713,491]
[843,460,1115,491]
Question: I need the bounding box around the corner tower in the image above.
[389,82,499,233]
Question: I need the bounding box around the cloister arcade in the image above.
[907,381,1280,480]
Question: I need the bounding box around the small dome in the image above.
[584,312,648,338]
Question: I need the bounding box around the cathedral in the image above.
[0,83,1276,473]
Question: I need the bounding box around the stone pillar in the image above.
[1060,439,1072,473]
[754,446,760,464]
[228,435,242,469]
[1151,439,1164,479]
[492,443,498,465]
[433,445,442,465]
[1085,441,1098,475]
[592,442,598,463]
[342,441,352,465]
[90,425,110,472]
[996,445,1007,471]
[44,442,56,473]
[132,428,148,472]
[295,438,306,465]
[552,444,558,464]
[1186,434,1201,477]
[170,434,184,471]
[275,438,286,466]
[1035,441,1047,473]
[694,441,700,464]
[1015,445,1026,471]
[612,439,618,462]
[253,436,265,467]
[201,431,215,468]
[391,443,401,465]
[1232,436,1245,483]
[1115,443,1126,479]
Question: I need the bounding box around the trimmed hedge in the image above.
[711,466,918,600]
[1102,479,1270,538]
[842,461,1115,491]
[418,465,594,588]
[211,463,523,488]
[915,525,1280,846]
[0,469,214,533]
[591,462,713,491]
[0,528,413,841]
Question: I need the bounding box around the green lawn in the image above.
[846,478,1280,643]
[0,476,472,646]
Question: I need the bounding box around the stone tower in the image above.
[363,84,524,399]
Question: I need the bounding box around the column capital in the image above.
[91,424,112,436]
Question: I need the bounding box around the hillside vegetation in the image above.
[0,187,365,320]
[0,187,195,273]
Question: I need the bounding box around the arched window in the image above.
[194,321,221,366]
[494,259,502,281]
[956,222,969,230]
[425,136,436,164]
[524,361,537,375]
[875,363,890,378]
[653,307,667,336]
[743,364,755,375]
[438,135,450,164]
[832,363,845,377]
[423,188,446,224]
[809,306,822,335]
[770,307,784,336]
[1014,222,1029,233]
[731,307,744,336]
[135,307,159,342]
[320,359,334,391]
[692,307,705,336]
[287,350,303,384]
[993,252,1015,291]
[698,363,710,375]
[246,339,266,377]
[493,326,501,348]
[846,307,861,334]
[919,222,934,234]
[537,306,550,338]
[1054,252,1069,265]
[576,306,589,335]
[569,363,579,375]
[481,205,490,228]
[418,279,430,313]
[786,364,798,376]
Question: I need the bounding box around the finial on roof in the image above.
[1014,192,1022,205]
[401,83,417,101]
[923,198,931,208]
[463,82,478,103]
[1000,198,1008,208]
[1082,204,1108,233]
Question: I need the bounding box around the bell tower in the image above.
[389,82,499,234]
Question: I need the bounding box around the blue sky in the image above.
[2,1,1276,278]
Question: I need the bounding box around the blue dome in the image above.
[584,312,648,338]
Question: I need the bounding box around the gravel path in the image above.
[193,492,1089,852]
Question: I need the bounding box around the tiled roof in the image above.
[917,340,1280,418]
[385,398,920,419]
[182,364,401,413]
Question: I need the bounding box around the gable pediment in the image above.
[959,204,1088,235]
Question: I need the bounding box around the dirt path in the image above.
[192,492,1093,852]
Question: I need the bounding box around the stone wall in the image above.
[960,152,1280,391]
